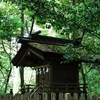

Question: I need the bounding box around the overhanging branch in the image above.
[74,23,100,39]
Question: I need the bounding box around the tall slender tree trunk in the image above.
[13,66,19,94]
[19,8,24,89]
[21,9,24,36]
[4,67,12,93]
[2,40,12,93]
[80,63,87,95]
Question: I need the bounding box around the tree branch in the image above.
[0,68,6,80]
[4,67,12,93]
[30,16,35,35]
[1,40,10,59]
[74,23,100,39]
[25,20,30,34]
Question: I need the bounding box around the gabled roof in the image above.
[12,43,43,67]
[12,34,73,67]
[19,34,72,46]
[12,43,62,67]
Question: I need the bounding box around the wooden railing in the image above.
[17,83,87,95]
[0,93,98,100]
[49,83,87,93]
[28,83,87,94]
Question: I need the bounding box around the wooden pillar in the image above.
[80,63,87,96]
[19,67,24,89]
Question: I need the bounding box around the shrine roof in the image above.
[12,34,73,67]
[18,34,72,46]
[12,43,63,67]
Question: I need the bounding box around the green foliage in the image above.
[0,52,10,93]
[60,0,100,64]
[63,36,100,63]
[57,0,100,38]
[80,63,100,95]
[0,2,22,41]
[87,69,100,94]
[0,2,22,93]
[63,43,84,62]
[4,0,100,36]
[4,0,65,29]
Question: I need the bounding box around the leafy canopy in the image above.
[0,2,22,41]
[3,0,100,63]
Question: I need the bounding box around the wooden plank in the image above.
[0,95,4,100]
[33,64,50,69]
[4,93,12,100]
[87,94,93,100]
[14,93,21,100]
[73,93,78,100]
[80,93,85,100]
[51,93,56,100]
[93,94,98,100]
[34,93,39,100]
[21,94,24,100]
[42,93,48,100]
[65,93,71,100]
[59,93,64,100]
[22,94,29,100]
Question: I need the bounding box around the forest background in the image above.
[0,0,100,96]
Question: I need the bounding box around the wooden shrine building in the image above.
[12,33,87,95]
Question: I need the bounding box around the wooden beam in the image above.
[32,64,50,69]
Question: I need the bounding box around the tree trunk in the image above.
[80,63,87,98]
[19,67,24,88]
[20,8,24,89]
[2,40,12,93]
[4,67,12,93]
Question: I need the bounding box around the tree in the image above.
[0,2,22,93]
